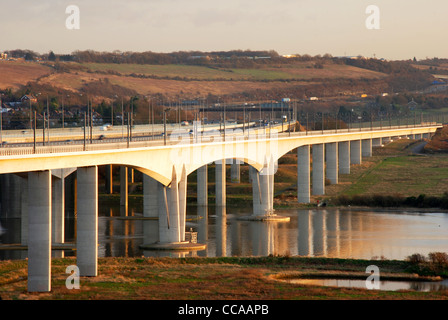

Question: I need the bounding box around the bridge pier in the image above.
[215,160,226,209]
[51,176,65,254]
[143,174,159,218]
[76,166,98,277]
[231,161,241,183]
[249,166,273,216]
[197,165,208,206]
[0,174,22,219]
[338,141,350,175]
[105,164,113,194]
[312,144,325,195]
[372,138,382,147]
[325,142,338,185]
[27,170,52,292]
[20,176,28,245]
[140,166,206,252]
[297,145,311,203]
[120,166,128,211]
[350,140,362,165]
[362,139,372,157]
[242,157,289,222]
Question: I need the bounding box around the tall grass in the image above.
[334,193,448,209]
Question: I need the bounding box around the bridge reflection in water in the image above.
[3,205,448,261]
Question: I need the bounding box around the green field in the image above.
[337,151,448,198]
[78,62,296,80]
[76,61,387,82]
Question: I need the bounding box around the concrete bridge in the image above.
[0,121,441,292]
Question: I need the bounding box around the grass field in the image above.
[0,59,388,100]
[78,61,387,81]
[0,60,53,90]
[1,256,447,300]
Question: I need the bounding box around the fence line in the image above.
[0,122,439,157]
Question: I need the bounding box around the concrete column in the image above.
[325,142,338,185]
[120,166,128,210]
[105,164,113,194]
[158,167,181,243]
[362,139,372,157]
[0,174,10,218]
[20,177,28,245]
[230,161,241,183]
[338,141,350,175]
[297,145,310,203]
[215,160,226,208]
[10,174,22,218]
[372,138,382,147]
[250,166,261,214]
[51,176,65,245]
[312,144,325,195]
[350,140,362,165]
[77,166,98,277]
[178,166,187,242]
[143,174,159,218]
[197,165,208,206]
[251,160,274,216]
[28,170,52,292]
[1,174,22,218]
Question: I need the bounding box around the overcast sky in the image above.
[1,0,447,60]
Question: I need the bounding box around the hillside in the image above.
[0,60,53,90]
[425,125,448,153]
[0,56,427,105]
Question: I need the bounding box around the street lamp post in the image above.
[163,109,167,146]
[83,112,86,151]
[62,96,65,129]
[33,111,36,153]
[0,93,3,145]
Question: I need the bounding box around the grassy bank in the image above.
[1,256,447,300]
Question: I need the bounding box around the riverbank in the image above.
[0,256,447,300]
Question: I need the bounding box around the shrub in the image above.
[406,253,426,264]
[428,252,448,266]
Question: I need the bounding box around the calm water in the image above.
[1,205,448,261]
[284,278,448,292]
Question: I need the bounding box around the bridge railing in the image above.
[0,121,441,157]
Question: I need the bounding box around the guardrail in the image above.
[0,122,440,157]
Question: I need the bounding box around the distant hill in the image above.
[0,50,436,105]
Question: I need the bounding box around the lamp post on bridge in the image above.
[0,93,3,145]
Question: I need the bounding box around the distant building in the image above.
[20,95,37,104]
[188,55,210,60]
[408,99,418,110]
[0,53,7,60]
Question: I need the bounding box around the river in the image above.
[1,205,447,261]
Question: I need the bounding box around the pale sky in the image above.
[1,0,447,60]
